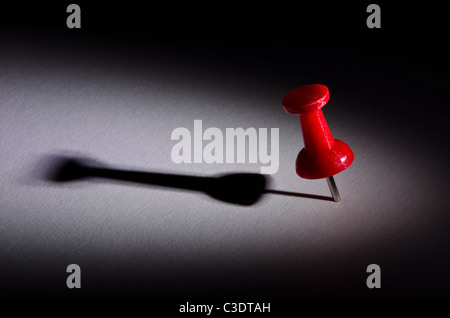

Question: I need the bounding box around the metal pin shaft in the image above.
[326,176,341,202]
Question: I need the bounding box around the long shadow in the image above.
[45,156,333,206]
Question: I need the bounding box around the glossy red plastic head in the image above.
[282,84,354,179]
[282,84,330,114]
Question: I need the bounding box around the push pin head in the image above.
[282,84,354,180]
[282,84,330,115]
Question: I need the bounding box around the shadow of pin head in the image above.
[46,157,91,182]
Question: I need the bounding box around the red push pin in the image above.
[282,84,354,202]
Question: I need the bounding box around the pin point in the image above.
[282,84,354,202]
